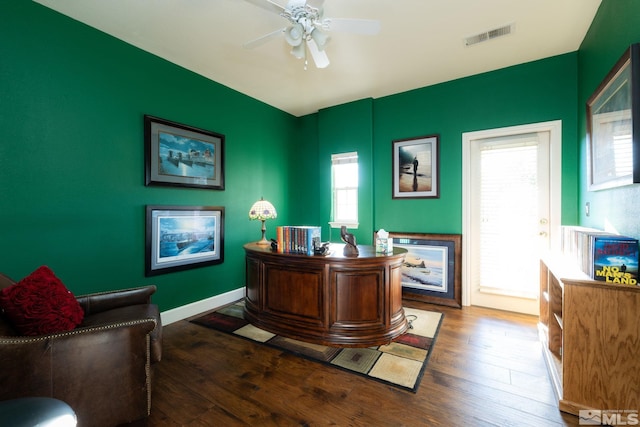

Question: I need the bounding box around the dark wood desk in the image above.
[243,243,408,347]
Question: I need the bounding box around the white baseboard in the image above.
[160,287,245,326]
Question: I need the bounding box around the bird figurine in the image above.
[340,226,359,257]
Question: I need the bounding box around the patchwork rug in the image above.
[190,301,443,392]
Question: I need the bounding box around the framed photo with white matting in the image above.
[392,135,440,199]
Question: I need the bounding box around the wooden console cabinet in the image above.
[539,255,640,416]
[244,243,408,347]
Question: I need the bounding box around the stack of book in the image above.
[276,226,322,255]
[561,226,639,285]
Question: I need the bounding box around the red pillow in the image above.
[0,266,84,336]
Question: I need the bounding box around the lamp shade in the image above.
[249,198,277,221]
[285,23,304,47]
[290,42,305,60]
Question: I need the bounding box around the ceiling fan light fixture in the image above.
[290,42,306,59]
[285,23,304,46]
[242,0,379,70]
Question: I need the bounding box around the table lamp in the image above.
[249,197,277,245]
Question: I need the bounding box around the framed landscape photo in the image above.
[145,205,224,276]
[587,43,640,191]
[392,135,440,199]
[144,115,225,190]
[387,232,461,308]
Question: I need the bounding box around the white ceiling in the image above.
[35,0,602,117]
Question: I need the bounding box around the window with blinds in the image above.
[330,152,359,228]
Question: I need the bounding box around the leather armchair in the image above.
[0,273,162,427]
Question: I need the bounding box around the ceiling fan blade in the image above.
[243,28,286,49]
[242,0,285,15]
[321,18,381,35]
[307,38,330,68]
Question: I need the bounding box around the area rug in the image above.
[190,300,443,393]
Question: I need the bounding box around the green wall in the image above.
[0,1,295,311]
[578,0,640,239]
[5,0,634,315]
[288,113,320,227]
[373,55,580,233]
[289,99,377,245]
[296,54,580,238]
[375,53,577,233]
[318,99,375,244]
[291,53,580,246]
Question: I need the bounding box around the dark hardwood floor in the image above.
[148,300,580,426]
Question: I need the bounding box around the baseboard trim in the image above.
[160,287,245,326]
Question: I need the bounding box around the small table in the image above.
[0,397,77,427]
[243,243,408,347]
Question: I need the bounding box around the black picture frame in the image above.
[144,115,225,190]
[145,205,224,276]
[587,43,640,191]
[384,232,461,308]
[392,135,440,199]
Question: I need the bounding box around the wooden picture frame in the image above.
[144,115,225,190]
[385,232,461,308]
[392,135,440,199]
[587,43,640,191]
[145,205,224,276]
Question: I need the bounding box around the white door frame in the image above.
[461,120,562,307]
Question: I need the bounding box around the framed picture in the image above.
[587,43,640,191]
[384,232,461,308]
[144,115,225,190]
[145,205,224,276]
[392,135,439,199]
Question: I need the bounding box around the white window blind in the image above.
[477,134,540,298]
[330,152,358,228]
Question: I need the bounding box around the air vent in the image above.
[465,23,514,47]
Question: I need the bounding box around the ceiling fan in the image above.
[242,0,381,69]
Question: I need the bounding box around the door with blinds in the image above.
[463,122,561,315]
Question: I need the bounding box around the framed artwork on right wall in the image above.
[587,43,640,191]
